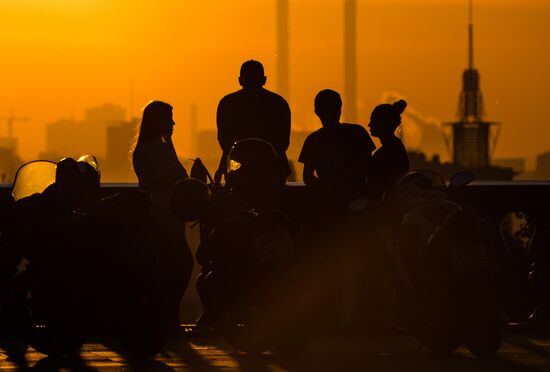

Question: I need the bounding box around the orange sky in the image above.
[0,0,549,167]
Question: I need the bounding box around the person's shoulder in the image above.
[219,90,244,104]
[342,123,376,149]
[262,89,289,104]
[341,122,368,133]
[304,127,325,142]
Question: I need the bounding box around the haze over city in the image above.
[1,0,549,170]
[5,2,550,370]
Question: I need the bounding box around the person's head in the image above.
[136,100,174,144]
[56,157,80,192]
[314,89,342,127]
[55,155,100,210]
[238,60,266,89]
[368,99,407,138]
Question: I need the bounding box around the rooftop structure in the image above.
[444,0,499,169]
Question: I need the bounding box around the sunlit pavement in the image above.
[2,331,550,371]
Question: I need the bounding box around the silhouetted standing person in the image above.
[298,89,376,330]
[299,89,375,201]
[367,100,409,199]
[132,100,192,330]
[215,60,291,182]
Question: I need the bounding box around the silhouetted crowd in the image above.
[0,59,412,363]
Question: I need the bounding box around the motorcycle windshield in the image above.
[12,160,57,201]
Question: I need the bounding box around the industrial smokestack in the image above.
[190,104,197,155]
[276,0,290,100]
[344,0,357,122]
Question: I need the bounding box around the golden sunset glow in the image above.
[0,0,549,171]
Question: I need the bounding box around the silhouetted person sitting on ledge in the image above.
[367,99,409,200]
[215,60,291,182]
[299,89,375,203]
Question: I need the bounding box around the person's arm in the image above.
[214,155,227,184]
[216,98,232,181]
[269,97,291,155]
[302,163,318,186]
[298,135,316,186]
[280,99,291,152]
[358,126,376,182]
[216,98,234,155]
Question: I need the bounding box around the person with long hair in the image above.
[132,100,192,330]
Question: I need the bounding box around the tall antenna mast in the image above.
[468,0,474,69]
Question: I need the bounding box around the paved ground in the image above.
[1,330,550,371]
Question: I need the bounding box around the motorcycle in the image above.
[11,159,87,357]
[9,158,169,359]
[172,155,310,356]
[383,170,502,358]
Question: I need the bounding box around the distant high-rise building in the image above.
[45,103,125,159]
[46,118,82,157]
[276,0,290,100]
[190,104,198,155]
[104,119,137,182]
[344,0,357,122]
[444,1,499,168]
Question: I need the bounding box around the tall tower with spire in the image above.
[445,0,498,168]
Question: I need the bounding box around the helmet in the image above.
[386,170,447,212]
[55,155,100,210]
[56,157,80,189]
[56,155,100,191]
[77,155,101,180]
[170,178,211,221]
[225,138,285,197]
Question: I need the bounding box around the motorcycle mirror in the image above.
[190,158,213,184]
[450,171,475,187]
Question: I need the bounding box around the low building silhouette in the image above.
[493,158,526,174]
[409,150,515,181]
[535,152,550,180]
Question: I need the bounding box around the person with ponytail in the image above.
[132,100,192,331]
[367,100,410,200]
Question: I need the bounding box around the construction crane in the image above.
[0,109,29,138]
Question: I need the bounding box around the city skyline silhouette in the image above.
[0,0,548,176]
